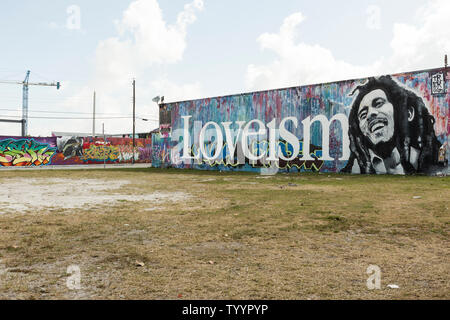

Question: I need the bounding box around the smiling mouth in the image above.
[368,118,388,133]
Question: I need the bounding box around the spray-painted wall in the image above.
[151,132,171,168]
[0,136,152,167]
[152,68,449,175]
[0,137,57,166]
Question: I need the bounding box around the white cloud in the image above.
[56,0,204,135]
[245,12,381,91]
[95,0,203,84]
[389,0,450,71]
[246,0,450,92]
[151,77,203,103]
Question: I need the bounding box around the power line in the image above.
[0,108,159,120]
[0,107,156,117]
[0,114,158,121]
[0,96,93,102]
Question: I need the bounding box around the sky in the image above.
[0,0,449,136]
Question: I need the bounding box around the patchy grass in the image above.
[0,168,449,300]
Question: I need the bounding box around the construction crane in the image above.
[0,70,60,136]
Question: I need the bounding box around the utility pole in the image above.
[103,123,106,169]
[93,91,96,137]
[132,79,136,164]
[22,71,30,136]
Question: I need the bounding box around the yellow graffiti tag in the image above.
[81,145,119,161]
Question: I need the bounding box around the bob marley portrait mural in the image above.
[342,75,444,175]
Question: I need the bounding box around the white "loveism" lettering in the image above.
[180,115,349,163]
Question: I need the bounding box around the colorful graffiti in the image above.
[0,136,152,167]
[153,68,449,175]
[53,136,152,165]
[81,141,120,163]
[0,138,57,167]
[151,133,171,168]
[183,140,324,171]
[57,136,84,160]
[117,144,150,162]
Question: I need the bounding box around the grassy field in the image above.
[0,168,448,300]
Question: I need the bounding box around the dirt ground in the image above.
[0,168,448,300]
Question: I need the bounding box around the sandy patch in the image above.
[0,178,190,213]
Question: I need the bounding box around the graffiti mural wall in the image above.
[151,131,172,168]
[0,136,152,167]
[53,137,152,165]
[153,68,449,175]
[0,137,57,167]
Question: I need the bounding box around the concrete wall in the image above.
[152,68,449,175]
[0,136,152,167]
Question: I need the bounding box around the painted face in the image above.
[357,89,395,145]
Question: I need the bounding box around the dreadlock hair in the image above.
[341,75,441,174]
